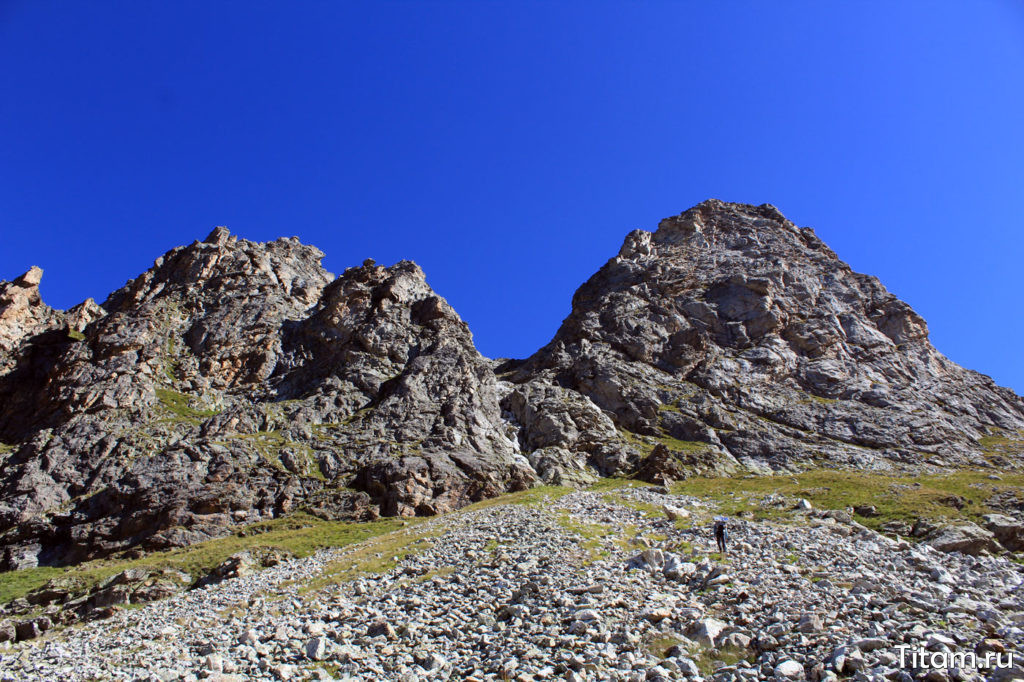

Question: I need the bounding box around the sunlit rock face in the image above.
[507,199,1024,476]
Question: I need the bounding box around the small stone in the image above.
[797,613,823,633]
[205,654,223,673]
[573,608,602,622]
[367,620,396,639]
[271,664,297,681]
[662,504,690,521]
[774,659,805,679]
[239,629,260,646]
[643,608,672,623]
[686,618,727,648]
[305,636,328,661]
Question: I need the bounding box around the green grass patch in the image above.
[555,512,613,564]
[692,643,752,675]
[0,565,67,604]
[604,491,662,519]
[671,469,1024,530]
[310,662,342,677]
[589,478,666,519]
[586,477,653,492]
[647,634,685,659]
[461,485,573,511]
[302,521,438,591]
[620,428,710,456]
[67,329,86,341]
[797,391,839,406]
[413,565,457,583]
[0,512,407,606]
[0,442,15,456]
[154,388,219,421]
[979,431,1024,462]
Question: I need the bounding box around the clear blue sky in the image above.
[2,1,1022,392]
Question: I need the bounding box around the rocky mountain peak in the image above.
[656,199,798,237]
[103,230,331,314]
[0,231,533,568]
[203,225,233,246]
[512,201,1023,478]
[0,203,1021,573]
[13,266,44,289]
[0,267,62,367]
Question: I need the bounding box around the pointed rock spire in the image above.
[203,226,232,246]
[14,266,43,288]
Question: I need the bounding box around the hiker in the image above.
[714,517,728,553]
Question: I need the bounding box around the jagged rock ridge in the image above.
[0,201,1022,570]
[0,228,533,570]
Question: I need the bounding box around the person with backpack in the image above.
[714,517,728,553]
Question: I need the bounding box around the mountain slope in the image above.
[0,228,533,570]
[504,200,1024,478]
[1,202,1022,572]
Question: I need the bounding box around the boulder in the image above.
[925,523,1001,555]
[686,617,728,648]
[662,503,690,521]
[304,636,328,661]
[626,547,666,574]
[797,613,824,633]
[774,659,805,680]
[663,553,697,581]
[636,445,690,484]
[524,446,600,487]
[982,513,1024,551]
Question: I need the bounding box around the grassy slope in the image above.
[0,486,573,606]
[0,512,409,604]
[671,469,1024,529]
[2,471,1023,607]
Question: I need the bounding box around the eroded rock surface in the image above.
[0,231,532,569]
[1,201,1023,570]
[508,200,1024,477]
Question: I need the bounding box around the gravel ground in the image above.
[3,488,1024,682]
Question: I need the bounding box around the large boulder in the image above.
[982,513,1024,552]
[525,447,599,487]
[925,523,1001,555]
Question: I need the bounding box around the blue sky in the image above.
[1,1,1022,391]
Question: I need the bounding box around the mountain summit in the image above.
[507,200,1024,478]
[1,201,1021,570]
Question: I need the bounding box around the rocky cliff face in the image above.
[506,200,1024,479]
[1,202,1022,570]
[0,228,533,570]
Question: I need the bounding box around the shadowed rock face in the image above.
[507,200,1024,476]
[0,201,1022,570]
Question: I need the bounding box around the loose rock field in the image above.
[3,488,1024,681]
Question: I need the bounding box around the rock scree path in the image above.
[2,488,1024,681]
